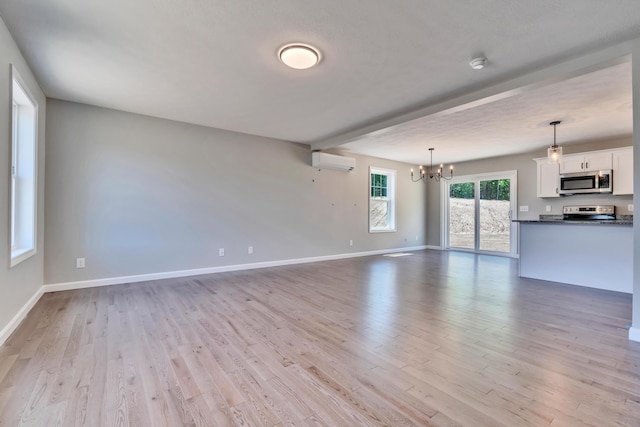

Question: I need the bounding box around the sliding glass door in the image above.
[444,171,517,256]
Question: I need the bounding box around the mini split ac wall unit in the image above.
[311,152,356,172]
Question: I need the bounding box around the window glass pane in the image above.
[10,69,38,267]
[479,179,511,252]
[449,182,475,249]
[370,199,388,228]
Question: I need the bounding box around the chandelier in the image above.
[411,148,453,182]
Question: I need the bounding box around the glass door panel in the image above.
[448,182,475,249]
[479,179,511,252]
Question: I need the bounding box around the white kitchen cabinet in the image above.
[535,159,559,198]
[613,147,633,195]
[559,152,612,173]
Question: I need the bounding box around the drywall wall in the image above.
[426,137,633,247]
[0,17,46,336]
[44,100,427,284]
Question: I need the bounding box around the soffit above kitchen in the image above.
[0,1,639,163]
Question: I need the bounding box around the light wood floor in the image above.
[1,250,639,426]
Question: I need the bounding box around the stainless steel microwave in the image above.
[559,169,612,195]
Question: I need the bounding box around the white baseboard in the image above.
[424,245,442,250]
[0,286,45,347]
[629,327,640,342]
[45,246,429,292]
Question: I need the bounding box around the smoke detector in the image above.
[469,57,487,70]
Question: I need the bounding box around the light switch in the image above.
[519,206,529,212]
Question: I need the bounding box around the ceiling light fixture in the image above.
[278,43,321,70]
[547,120,563,164]
[411,148,454,183]
[469,56,487,70]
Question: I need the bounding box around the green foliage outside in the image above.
[371,173,388,197]
[450,179,510,200]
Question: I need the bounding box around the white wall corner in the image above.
[0,286,45,347]
[629,326,640,342]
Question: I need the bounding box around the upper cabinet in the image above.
[535,146,632,198]
[534,159,560,198]
[613,147,633,195]
[559,152,612,174]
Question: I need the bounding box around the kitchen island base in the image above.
[518,221,632,293]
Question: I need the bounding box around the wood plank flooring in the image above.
[1,250,640,426]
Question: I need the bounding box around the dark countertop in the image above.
[514,214,633,226]
[515,219,633,225]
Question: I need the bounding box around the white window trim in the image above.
[9,65,38,268]
[369,166,397,233]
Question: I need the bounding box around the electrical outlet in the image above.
[415,235,419,241]
[248,246,253,254]
[545,205,552,212]
[219,248,225,257]
[628,204,634,212]
[349,240,353,247]
[76,258,85,269]
[519,206,529,212]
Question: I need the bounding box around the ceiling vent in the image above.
[311,152,356,172]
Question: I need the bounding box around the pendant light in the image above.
[547,121,563,164]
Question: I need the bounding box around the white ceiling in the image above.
[0,1,638,164]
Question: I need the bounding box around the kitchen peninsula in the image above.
[516,215,632,293]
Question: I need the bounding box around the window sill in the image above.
[369,229,397,233]
[11,247,36,268]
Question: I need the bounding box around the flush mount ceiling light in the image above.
[469,56,487,70]
[278,43,321,70]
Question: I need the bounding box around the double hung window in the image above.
[369,167,396,232]
[10,67,38,267]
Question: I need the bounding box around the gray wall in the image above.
[0,17,46,331]
[426,137,633,247]
[44,100,426,284]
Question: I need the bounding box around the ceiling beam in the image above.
[310,40,635,151]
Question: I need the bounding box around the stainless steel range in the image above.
[563,205,615,221]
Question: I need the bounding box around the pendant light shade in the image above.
[547,121,563,164]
